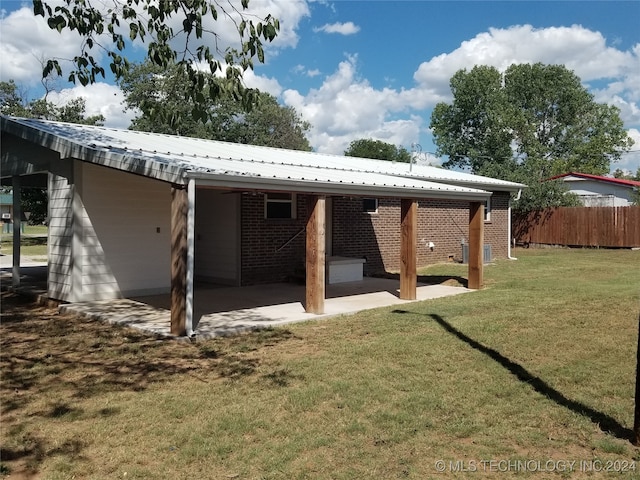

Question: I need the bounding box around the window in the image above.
[265,193,296,219]
[362,198,378,214]
[484,198,491,222]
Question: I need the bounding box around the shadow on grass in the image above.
[0,236,47,247]
[375,272,468,288]
[0,291,296,473]
[392,309,633,442]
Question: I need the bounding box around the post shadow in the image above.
[392,309,633,442]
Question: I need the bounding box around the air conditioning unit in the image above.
[1,213,10,219]
[462,244,492,264]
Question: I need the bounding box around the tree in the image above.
[1,80,105,223]
[34,0,280,126]
[119,61,311,150]
[344,139,412,163]
[430,63,634,211]
[613,167,640,181]
[1,80,105,125]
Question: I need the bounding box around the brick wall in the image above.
[240,193,308,285]
[240,192,511,284]
[331,192,510,274]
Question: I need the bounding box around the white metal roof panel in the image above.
[1,116,506,200]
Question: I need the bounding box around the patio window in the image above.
[265,193,296,219]
[363,198,378,214]
[484,198,491,222]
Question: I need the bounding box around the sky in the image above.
[1,0,639,174]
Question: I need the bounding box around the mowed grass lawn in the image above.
[1,248,639,479]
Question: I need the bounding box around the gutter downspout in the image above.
[186,178,196,337]
[508,189,522,260]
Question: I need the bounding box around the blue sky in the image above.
[1,0,639,173]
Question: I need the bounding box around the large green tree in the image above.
[344,139,412,163]
[119,61,311,150]
[430,63,634,211]
[34,0,279,126]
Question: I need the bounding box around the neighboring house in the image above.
[0,193,12,222]
[549,172,640,207]
[1,116,524,335]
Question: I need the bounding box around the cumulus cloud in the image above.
[615,128,640,174]
[283,24,639,154]
[291,65,321,77]
[313,21,360,35]
[282,55,422,154]
[0,6,97,86]
[47,83,135,129]
[414,25,638,105]
[242,69,283,97]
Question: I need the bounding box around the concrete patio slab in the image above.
[60,278,472,340]
[2,259,473,340]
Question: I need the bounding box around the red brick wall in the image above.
[331,192,510,274]
[240,192,511,284]
[240,193,308,285]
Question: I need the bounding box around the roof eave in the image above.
[394,173,526,192]
[2,116,185,184]
[187,171,491,201]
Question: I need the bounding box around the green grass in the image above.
[1,247,639,479]
[0,225,48,257]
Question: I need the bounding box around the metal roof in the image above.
[548,172,640,188]
[1,116,523,200]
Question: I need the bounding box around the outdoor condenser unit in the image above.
[462,244,492,264]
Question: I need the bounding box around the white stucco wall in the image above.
[77,162,171,299]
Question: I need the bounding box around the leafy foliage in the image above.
[119,61,311,150]
[613,167,640,181]
[344,139,412,163]
[33,0,280,126]
[430,63,634,212]
[1,80,105,125]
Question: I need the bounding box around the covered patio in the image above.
[61,276,473,339]
[1,262,472,339]
[2,116,507,338]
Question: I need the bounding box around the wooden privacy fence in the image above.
[513,206,640,248]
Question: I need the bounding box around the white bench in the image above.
[326,256,366,284]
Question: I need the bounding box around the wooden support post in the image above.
[12,176,21,288]
[468,201,484,290]
[170,185,188,336]
[634,311,640,445]
[400,198,417,300]
[305,195,325,314]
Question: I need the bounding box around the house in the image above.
[1,116,524,335]
[549,172,640,207]
[0,193,12,222]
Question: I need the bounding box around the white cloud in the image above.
[290,65,321,77]
[47,83,135,129]
[615,128,640,174]
[282,55,422,154]
[313,21,360,35]
[167,0,310,61]
[242,69,283,97]
[413,25,638,108]
[283,24,639,155]
[0,6,98,86]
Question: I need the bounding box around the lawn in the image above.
[0,225,48,258]
[1,248,639,479]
